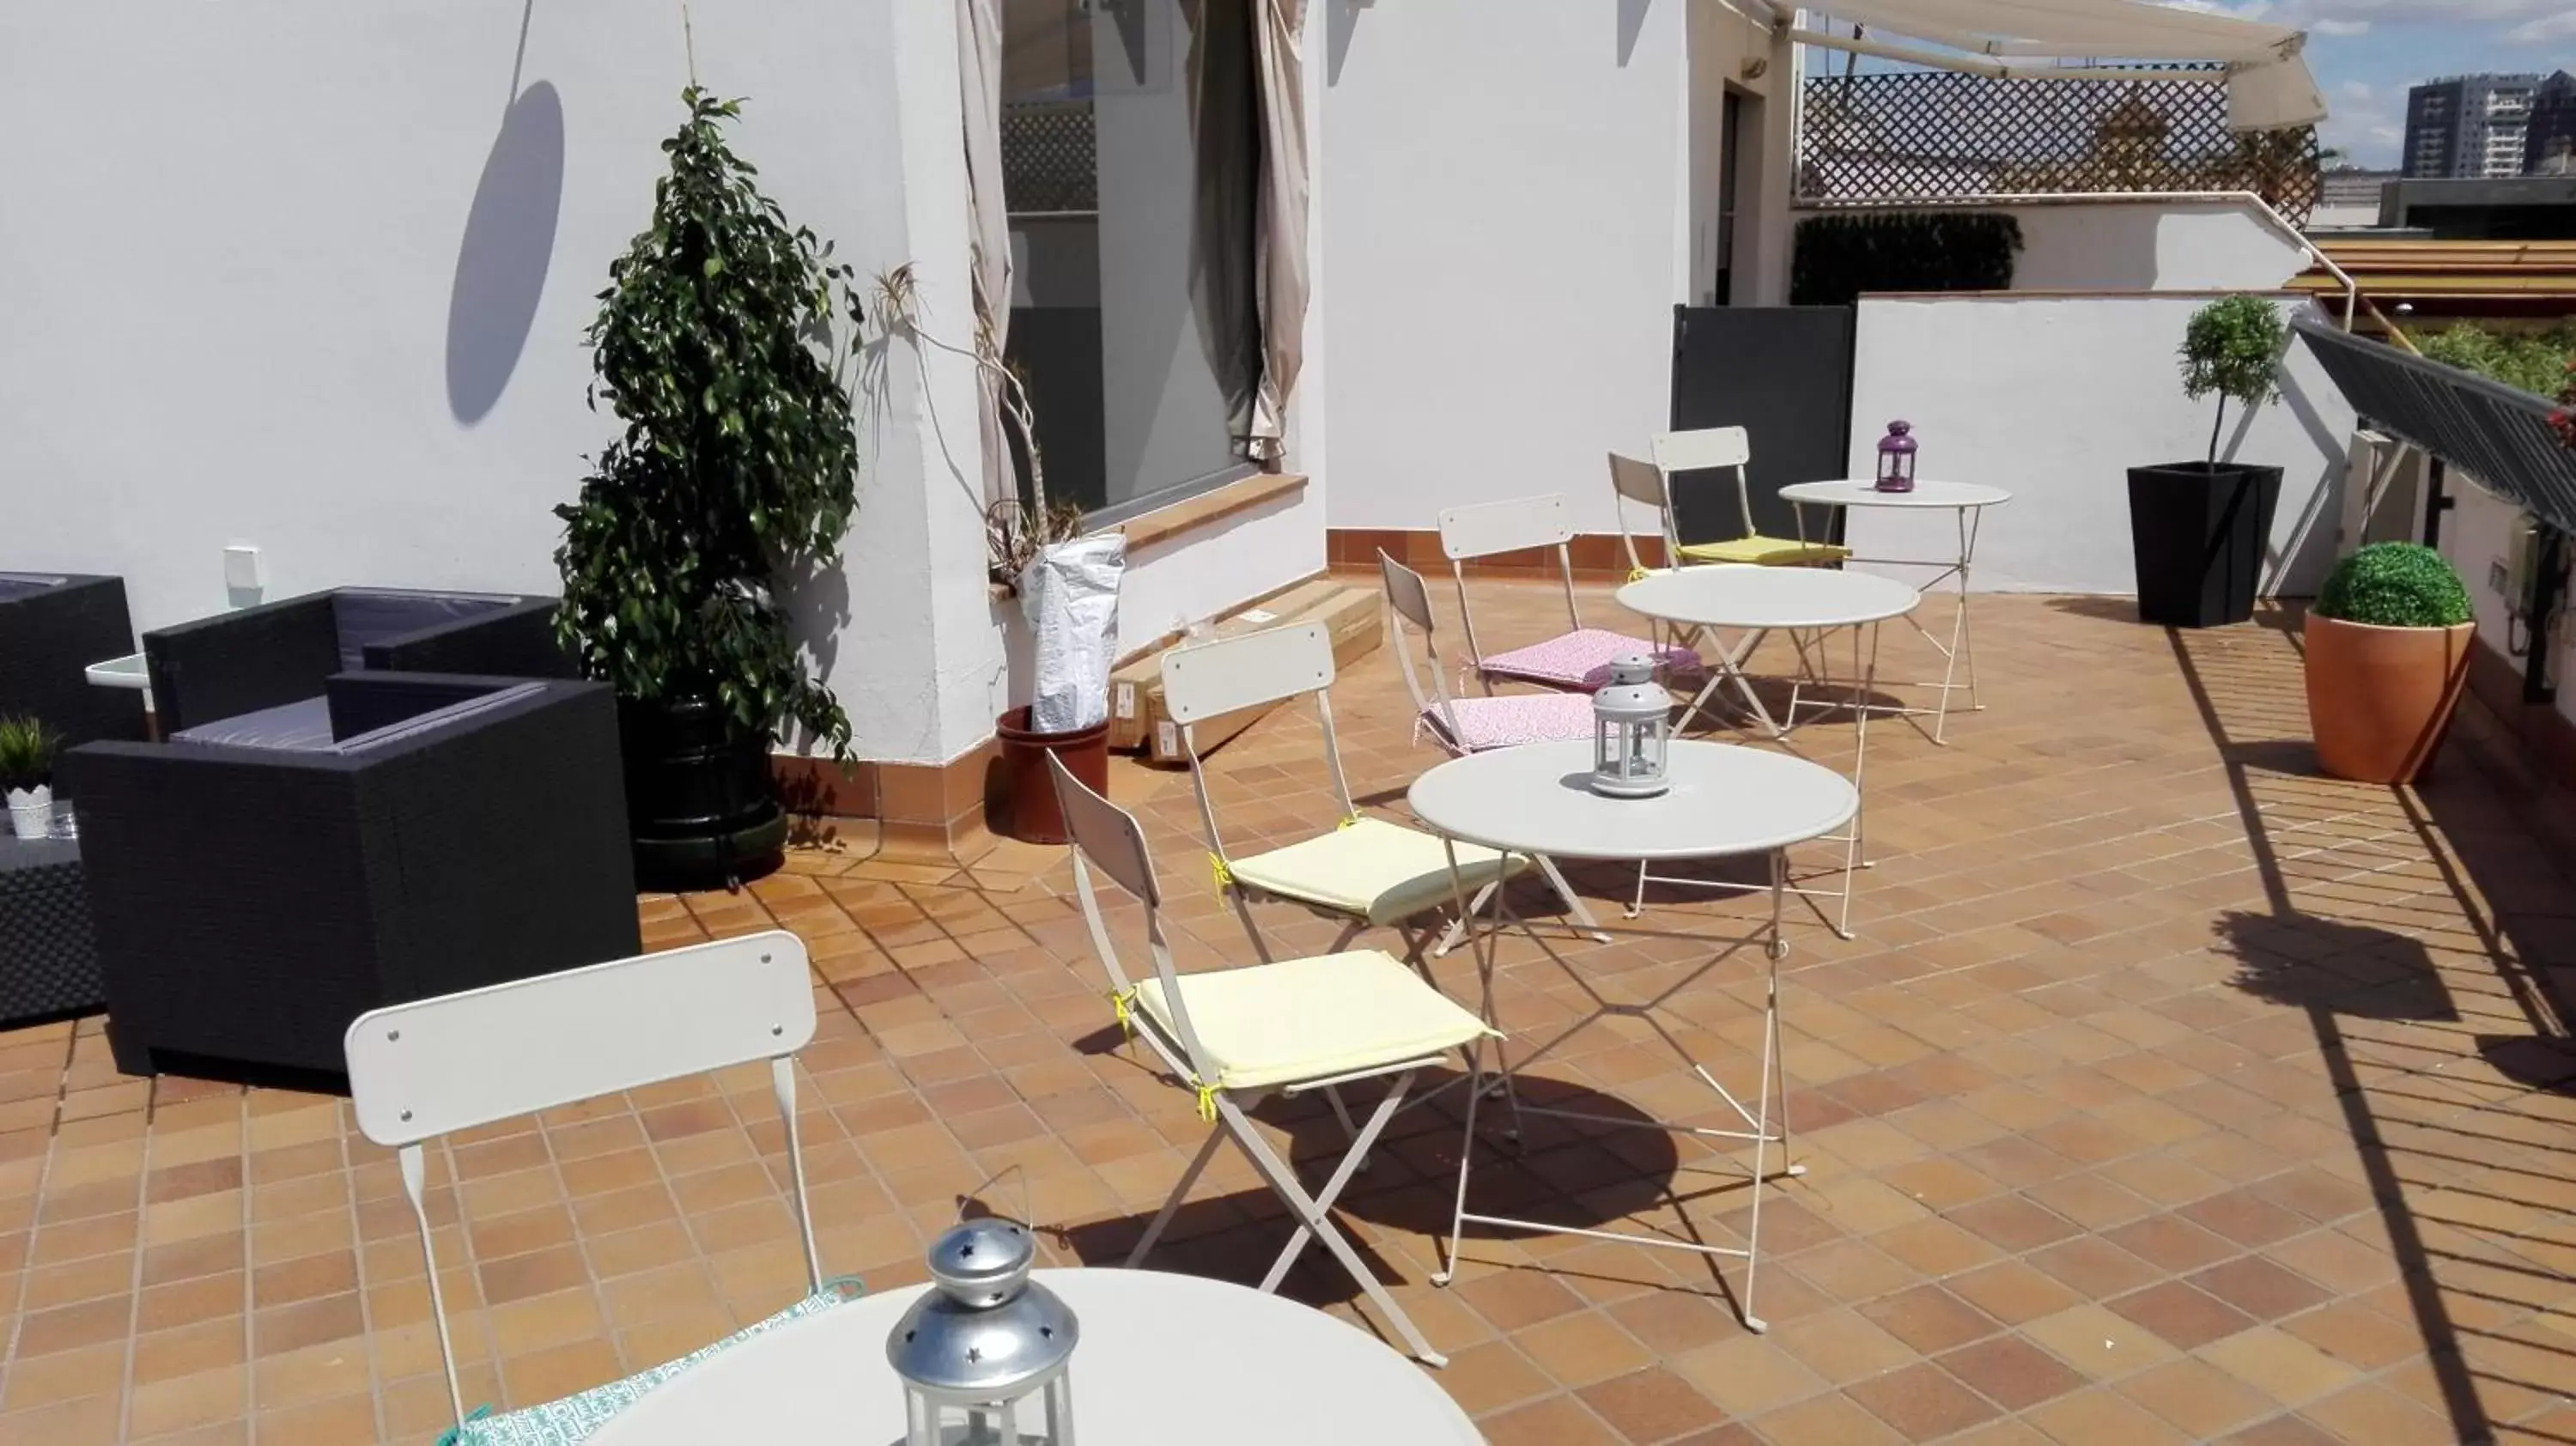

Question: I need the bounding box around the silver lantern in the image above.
[889,1218,1078,1446]
[1590,653,1671,798]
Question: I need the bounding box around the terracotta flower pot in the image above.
[2303,614,2475,785]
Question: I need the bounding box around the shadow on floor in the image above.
[2172,618,2576,1446]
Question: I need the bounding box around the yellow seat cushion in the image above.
[1134,950,1496,1091]
[1677,536,1851,566]
[1228,817,1528,925]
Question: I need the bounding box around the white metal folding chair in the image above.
[1161,620,1522,974]
[1049,754,1489,1367]
[346,933,857,1446]
[1607,451,1690,585]
[1381,550,1611,953]
[1650,427,1852,568]
[1436,493,1698,693]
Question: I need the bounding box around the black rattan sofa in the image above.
[65,671,640,1084]
[0,573,148,756]
[143,586,576,738]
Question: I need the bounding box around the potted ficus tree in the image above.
[555,86,864,890]
[2127,295,2287,628]
[2305,543,2476,784]
[0,715,59,840]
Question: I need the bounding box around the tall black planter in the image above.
[618,696,787,890]
[2125,463,2283,629]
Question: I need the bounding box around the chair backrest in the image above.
[1653,426,1758,538]
[1378,552,1464,751]
[1160,620,1335,726]
[345,933,823,1435]
[1433,494,1584,666]
[1607,452,1676,576]
[1437,495,1574,561]
[1046,753,1217,1084]
[1156,620,1358,910]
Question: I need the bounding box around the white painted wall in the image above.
[2436,474,2576,731]
[1806,200,2313,293]
[1316,0,1693,537]
[1843,295,2358,597]
[0,0,997,765]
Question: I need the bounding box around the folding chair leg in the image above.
[1531,854,1611,942]
[1128,1125,1226,1267]
[1220,1084,1448,1367]
[1432,879,1502,958]
[1321,1084,1373,1172]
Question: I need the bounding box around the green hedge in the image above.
[1789,212,2024,307]
[2315,543,2471,629]
[2415,323,2576,401]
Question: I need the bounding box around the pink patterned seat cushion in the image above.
[1477,628,1701,691]
[1419,691,1599,754]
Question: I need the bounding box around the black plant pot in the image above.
[618,696,787,891]
[2125,462,2283,629]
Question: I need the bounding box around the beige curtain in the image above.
[957,0,1013,504]
[1249,0,1309,461]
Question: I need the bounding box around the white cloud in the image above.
[2203,0,2576,27]
[2318,78,2405,166]
[2505,10,2576,41]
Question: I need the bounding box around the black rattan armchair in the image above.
[143,586,576,737]
[0,573,148,757]
[65,671,640,1084]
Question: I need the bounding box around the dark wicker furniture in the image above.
[143,586,576,736]
[0,573,148,759]
[67,671,640,1084]
[0,836,104,1027]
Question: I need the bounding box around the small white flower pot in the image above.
[7,785,52,841]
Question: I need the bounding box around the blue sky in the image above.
[2202,0,2575,166]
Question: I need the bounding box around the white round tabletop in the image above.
[1408,739,1857,862]
[1777,479,2013,509]
[586,1267,1485,1446]
[1616,566,1920,630]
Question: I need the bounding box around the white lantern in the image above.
[1590,654,1670,798]
[889,1218,1078,1445]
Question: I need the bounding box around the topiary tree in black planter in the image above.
[2126,295,2287,629]
[556,86,864,889]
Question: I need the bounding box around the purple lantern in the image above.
[1874,421,1917,494]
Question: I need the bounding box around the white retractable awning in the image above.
[1779,0,2326,131]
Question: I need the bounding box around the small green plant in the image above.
[0,716,59,794]
[2314,543,2472,629]
[2178,295,2285,466]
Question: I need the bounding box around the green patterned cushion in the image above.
[437,1278,866,1446]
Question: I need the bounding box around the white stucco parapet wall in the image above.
[1843,294,2359,598]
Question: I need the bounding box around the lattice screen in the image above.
[1798,68,2321,226]
[1001,100,1097,215]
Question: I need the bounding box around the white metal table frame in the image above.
[1614,568,1916,939]
[1409,741,1857,1334]
[1780,479,2012,744]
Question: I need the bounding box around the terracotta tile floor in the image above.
[5,582,2575,1445]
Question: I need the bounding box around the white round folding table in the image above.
[587,1267,1485,1444]
[1613,566,1911,936]
[1777,479,2011,743]
[1409,740,1858,1333]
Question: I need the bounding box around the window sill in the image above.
[987,472,1309,600]
[1114,471,1308,552]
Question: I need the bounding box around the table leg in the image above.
[1431,843,1802,1334]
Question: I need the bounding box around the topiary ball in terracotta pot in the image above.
[2304,543,2475,785]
